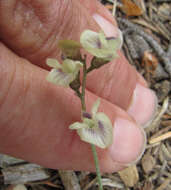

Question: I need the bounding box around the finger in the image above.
[0,42,146,172]
[0,0,157,127]
[79,0,158,127]
[0,0,98,68]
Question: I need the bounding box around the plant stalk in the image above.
[80,59,103,190]
[91,144,103,190]
[81,61,87,111]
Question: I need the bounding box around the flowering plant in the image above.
[46,58,82,87]
[70,99,113,148]
[80,30,122,61]
[46,29,122,190]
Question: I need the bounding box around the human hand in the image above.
[0,0,157,172]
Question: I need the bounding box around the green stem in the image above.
[86,65,94,73]
[81,61,87,111]
[91,144,103,190]
[80,59,103,190]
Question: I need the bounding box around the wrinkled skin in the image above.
[0,0,157,172]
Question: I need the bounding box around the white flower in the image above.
[69,99,113,148]
[80,29,123,61]
[46,58,83,87]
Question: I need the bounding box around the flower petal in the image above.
[108,39,121,53]
[91,99,100,117]
[77,112,113,149]
[80,30,106,58]
[80,29,122,61]
[83,118,96,130]
[69,122,88,129]
[62,59,83,73]
[46,58,61,69]
[96,112,113,128]
[77,119,113,148]
[74,61,83,71]
[80,30,100,49]
[99,31,108,48]
[116,28,123,49]
[46,69,75,87]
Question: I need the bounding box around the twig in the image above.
[161,143,171,161]
[166,43,171,58]
[58,170,81,190]
[83,177,97,190]
[117,18,171,77]
[156,178,170,190]
[0,154,25,168]
[146,142,160,149]
[125,35,139,59]
[2,164,49,184]
[112,0,117,16]
[100,178,124,189]
[150,125,171,139]
[146,97,169,133]
[132,34,151,57]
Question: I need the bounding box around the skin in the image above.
[0,0,155,172]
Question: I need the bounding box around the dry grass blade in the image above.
[149,132,171,144]
[131,19,158,32]
[83,177,97,190]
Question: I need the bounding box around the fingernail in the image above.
[128,83,158,128]
[93,13,119,37]
[109,119,146,165]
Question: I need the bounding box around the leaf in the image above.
[43,181,61,188]
[46,58,61,68]
[121,0,143,16]
[69,122,88,130]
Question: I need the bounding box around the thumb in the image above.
[0,0,98,66]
